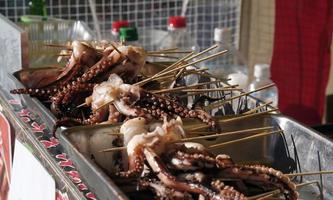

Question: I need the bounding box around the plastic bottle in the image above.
[158,16,199,53]
[119,27,139,46]
[202,28,248,89]
[111,20,129,41]
[248,64,278,107]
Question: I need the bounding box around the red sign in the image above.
[0,111,13,200]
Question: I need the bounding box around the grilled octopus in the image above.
[114,117,298,200]
[56,73,218,131]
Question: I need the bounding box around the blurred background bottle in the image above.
[248,64,278,107]
[202,27,248,89]
[119,27,139,46]
[157,16,199,54]
[111,20,129,41]
[28,0,47,17]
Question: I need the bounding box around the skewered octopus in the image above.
[58,73,218,130]
[114,117,298,200]
[11,41,102,99]
[11,42,147,117]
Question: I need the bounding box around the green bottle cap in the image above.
[119,27,138,42]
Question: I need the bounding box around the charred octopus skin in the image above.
[117,117,298,200]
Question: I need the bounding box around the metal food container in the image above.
[59,113,333,200]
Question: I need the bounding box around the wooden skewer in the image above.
[296,180,319,188]
[100,146,126,152]
[287,170,333,177]
[208,130,282,150]
[135,52,195,86]
[109,42,123,55]
[147,54,180,59]
[185,44,219,61]
[242,101,273,114]
[151,50,228,80]
[247,189,280,200]
[147,51,193,55]
[95,99,115,111]
[204,83,276,111]
[181,88,242,93]
[152,80,225,94]
[76,102,88,108]
[188,109,278,131]
[100,129,280,153]
[147,48,179,54]
[139,45,222,86]
[221,108,279,123]
[181,126,274,142]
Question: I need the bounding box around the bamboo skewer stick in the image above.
[99,128,279,153]
[76,102,88,108]
[135,52,194,86]
[204,83,276,111]
[221,109,279,123]
[152,80,225,94]
[287,170,333,177]
[181,88,242,93]
[208,130,282,150]
[296,180,320,188]
[185,44,219,61]
[150,50,228,80]
[147,54,180,59]
[95,99,115,111]
[181,126,274,142]
[100,146,126,152]
[109,42,123,55]
[188,109,278,131]
[243,101,273,115]
[147,51,193,55]
[147,48,179,54]
[247,189,280,200]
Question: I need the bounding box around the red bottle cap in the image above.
[112,20,129,33]
[168,16,186,29]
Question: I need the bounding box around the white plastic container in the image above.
[202,28,248,89]
[248,64,278,107]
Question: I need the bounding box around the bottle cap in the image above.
[112,20,129,34]
[254,64,271,78]
[119,27,138,42]
[168,16,186,29]
[214,28,231,43]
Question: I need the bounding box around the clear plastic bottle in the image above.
[111,20,129,41]
[119,27,140,46]
[158,16,199,54]
[248,64,278,107]
[202,28,249,89]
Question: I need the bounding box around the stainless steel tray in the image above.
[59,114,332,200]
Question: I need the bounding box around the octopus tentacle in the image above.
[117,147,144,178]
[135,90,218,130]
[211,180,247,200]
[139,179,194,200]
[51,83,95,115]
[144,147,231,200]
[10,87,59,98]
[216,155,298,200]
